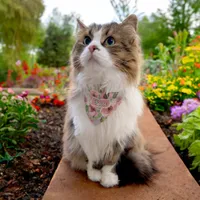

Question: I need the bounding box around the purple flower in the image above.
[20,91,29,98]
[40,95,45,99]
[171,99,200,120]
[170,106,184,119]
[182,99,200,114]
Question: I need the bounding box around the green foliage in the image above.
[143,30,189,76]
[139,0,200,55]
[174,107,200,171]
[0,90,39,163]
[168,0,200,32]
[37,9,74,67]
[0,0,45,67]
[138,14,171,55]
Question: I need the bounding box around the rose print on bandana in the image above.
[88,104,97,117]
[85,89,122,125]
[101,105,114,117]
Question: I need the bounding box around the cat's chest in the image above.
[69,88,142,138]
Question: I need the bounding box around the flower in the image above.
[0,87,3,92]
[171,99,200,120]
[31,103,40,111]
[152,83,157,88]
[181,88,193,95]
[20,91,29,98]
[15,60,22,66]
[194,63,200,69]
[101,106,114,117]
[167,85,177,91]
[7,88,14,94]
[16,95,23,101]
[88,104,97,117]
[1,96,7,102]
[53,99,65,106]
[90,90,99,98]
[180,79,185,85]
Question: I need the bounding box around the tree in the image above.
[110,0,139,22]
[37,9,75,68]
[138,13,172,55]
[0,0,45,66]
[168,0,200,32]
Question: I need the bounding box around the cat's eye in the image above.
[83,36,91,45]
[105,36,115,46]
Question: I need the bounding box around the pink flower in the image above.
[88,104,97,117]
[16,95,23,101]
[15,60,21,66]
[0,87,3,92]
[101,106,114,117]
[152,83,157,88]
[7,88,14,94]
[20,91,29,98]
[90,90,99,98]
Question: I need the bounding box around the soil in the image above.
[150,109,200,185]
[0,106,66,200]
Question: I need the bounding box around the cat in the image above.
[62,14,156,188]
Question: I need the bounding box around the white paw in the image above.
[101,172,119,188]
[87,169,101,182]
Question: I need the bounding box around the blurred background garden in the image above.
[0,0,200,199]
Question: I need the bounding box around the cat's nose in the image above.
[89,45,98,53]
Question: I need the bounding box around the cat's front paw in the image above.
[101,172,119,188]
[87,169,101,182]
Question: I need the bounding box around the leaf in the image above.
[189,140,200,156]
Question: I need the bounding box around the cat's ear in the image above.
[77,18,87,30]
[122,14,138,31]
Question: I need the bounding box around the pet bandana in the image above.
[84,89,122,125]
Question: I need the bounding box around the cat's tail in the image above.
[115,149,157,186]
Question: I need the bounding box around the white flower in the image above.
[1,96,7,102]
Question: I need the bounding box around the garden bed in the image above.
[0,106,65,200]
[151,109,200,185]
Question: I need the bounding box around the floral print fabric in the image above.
[84,89,122,125]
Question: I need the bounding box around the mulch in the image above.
[0,106,66,200]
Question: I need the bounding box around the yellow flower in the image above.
[181,88,193,94]
[167,85,177,91]
[182,56,194,64]
[185,81,192,86]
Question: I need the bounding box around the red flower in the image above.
[53,99,65,106]
[52,94,58,99]
[31,103,40,111]
[22,61,29,74]
[31,67,40,75]
[183,68,187,72]
[194,63,200,69]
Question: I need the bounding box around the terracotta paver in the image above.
[43,107,200,200]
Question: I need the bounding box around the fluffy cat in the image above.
[62,14,155,188]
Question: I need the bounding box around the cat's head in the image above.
[71,15,142,89]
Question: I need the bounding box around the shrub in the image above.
[174,107,200,171]
[0,88,39,162]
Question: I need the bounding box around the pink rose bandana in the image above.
[84,89,122,125]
